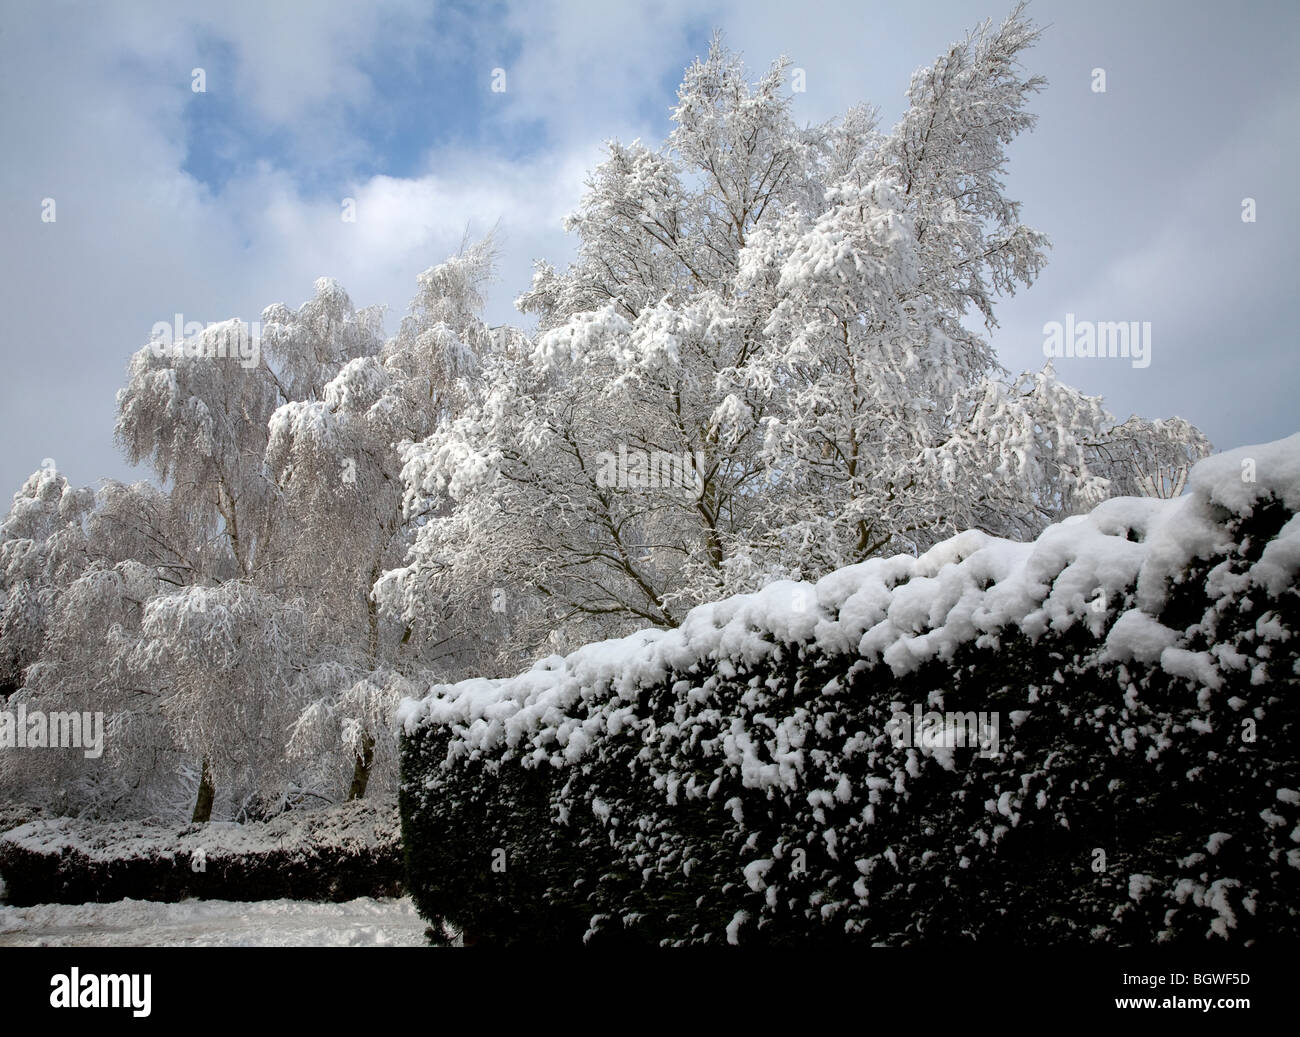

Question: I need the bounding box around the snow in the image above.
[1100,609,1180,665]
[1159,648,1224,692]
[1206,832,1232,855]
[0,896,425,947]
[2,797,398,861]
[398,432,1300,781]
[743,858,773,891]
[1128,874,1154,902]
[725,908,749,945]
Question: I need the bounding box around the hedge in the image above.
[0,797,403,906]
[399,436,1300,945]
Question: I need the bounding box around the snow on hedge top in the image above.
[1,797,398,860]
[398,434,1300,763]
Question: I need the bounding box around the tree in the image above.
[268,246,500,795]
[115,319,282,580]
[0,473,193,816]
[286,664,418,802]
[0,465,93,696]
[389,7,1210,655]
[124,582,308,822]
[13,559,169,815]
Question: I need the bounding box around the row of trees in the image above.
[0,262,501,820]
[0,5,1209,821]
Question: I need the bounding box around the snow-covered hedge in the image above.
[399,436,1300,945]
[0,797,402,906]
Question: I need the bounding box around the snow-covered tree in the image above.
[115,319,282,579]
[94,256,503,813]
[10,559,170,816]
[110,317,293,818]
[122,582,309,821]
[286,663,418,802]
[267,245,499,795]
[388,6,1210,653]
[1085,414,1212,500]
[0,465,93,695]
[259,276,386,404]
[0,470,185,697]
[0,472,197,816]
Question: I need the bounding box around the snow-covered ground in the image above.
[0,895,428,946]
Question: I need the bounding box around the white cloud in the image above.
[0,0,590,491]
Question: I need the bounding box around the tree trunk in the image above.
[192,757,215,823]
[347,730,376,801]
[345,563,383,802]
[368,564,381,664]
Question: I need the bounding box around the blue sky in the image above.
[181,1,536,191]
[1,0,1297,498]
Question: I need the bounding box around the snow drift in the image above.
[399,434,1300,945]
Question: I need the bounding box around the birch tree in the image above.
[268,246,498,795]
[390,6,1210,651]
